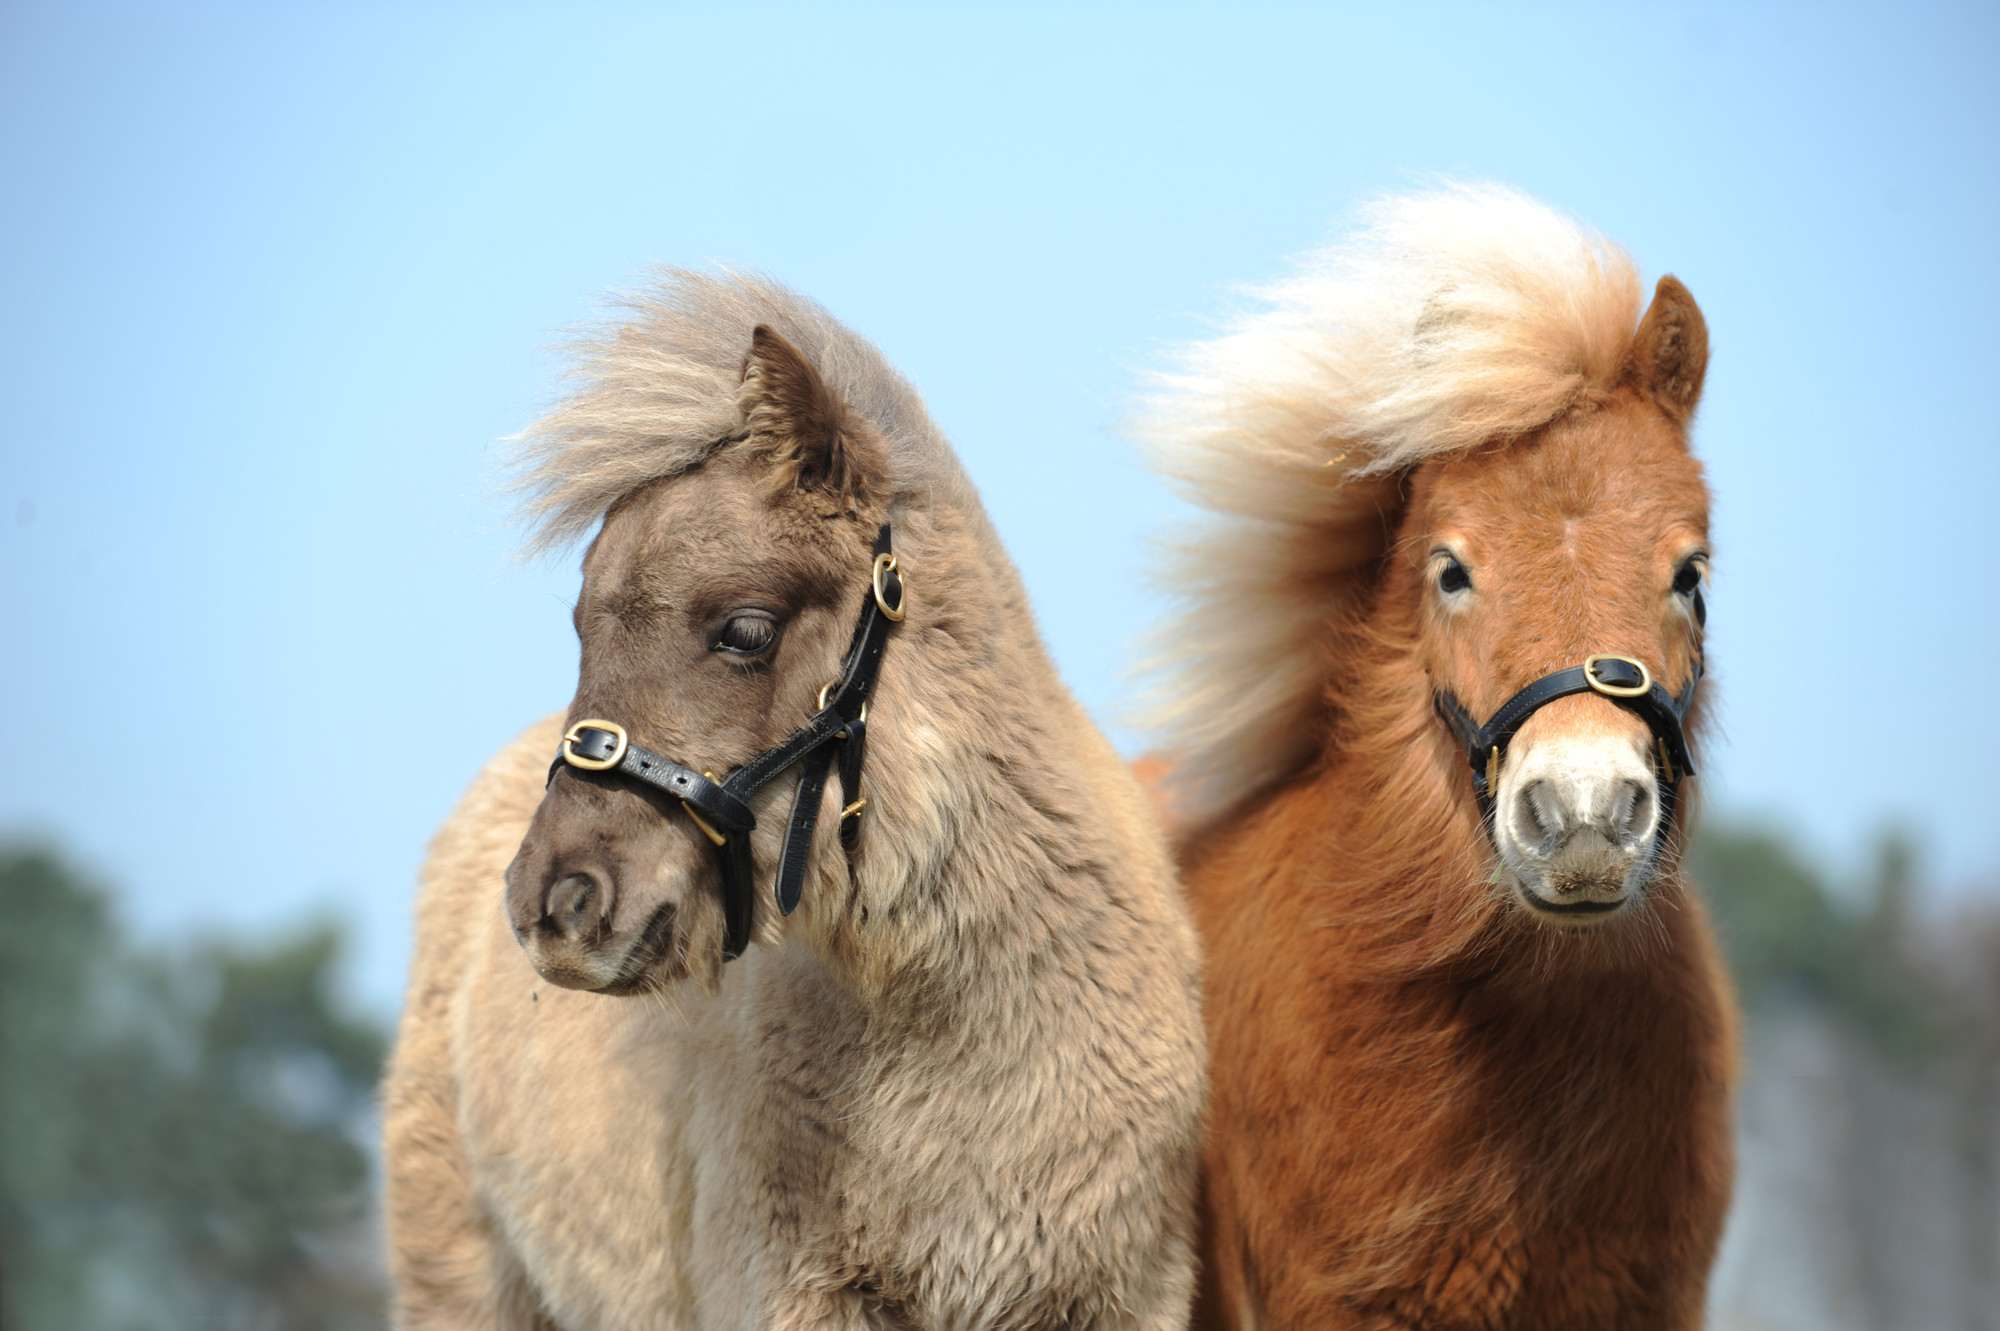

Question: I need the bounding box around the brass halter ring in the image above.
[1583,654,1653,699]
[560,719,628,770]
[872,553,908,622]
[816,678,868,727]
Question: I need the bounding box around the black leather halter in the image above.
[1434,653,1701,846]
[546,524,907,962]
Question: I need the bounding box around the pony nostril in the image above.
[1615,779,1655,843]
[548,872,604,941]
[1510,780,1561,855]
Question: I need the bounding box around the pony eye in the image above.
[1438,556,1472,595]
[713,612,777,655]
[1673,556,1708,628]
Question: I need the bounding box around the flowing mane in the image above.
[508,268,974,555]
[1133,183,1645,815]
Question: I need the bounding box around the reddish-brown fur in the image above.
[1181,279,1738,1329]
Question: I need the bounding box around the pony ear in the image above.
[1622,275,1709,424]
[737,324,887,510]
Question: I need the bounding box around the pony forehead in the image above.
[584,467,876,595]
[1419,405,1709,520]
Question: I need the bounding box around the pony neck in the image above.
[788,503,1158,1011]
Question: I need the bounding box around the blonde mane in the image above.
[1132,183,1645,815]
[508,268,972,556]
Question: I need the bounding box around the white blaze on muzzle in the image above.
[1494,725,1663,910]
[1433,654,1700,917]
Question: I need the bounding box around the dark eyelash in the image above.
[713,614,777,654]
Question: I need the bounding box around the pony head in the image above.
[499,272,967,993]
[1140,184,1711,929]
[1403,279,1708,920]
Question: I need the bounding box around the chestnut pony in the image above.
[1135,187,1736,1329]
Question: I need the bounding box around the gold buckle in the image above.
[1583,654,1653,699]
[840,797,868,821]
[561,719,628,771]
[871,553,908,622]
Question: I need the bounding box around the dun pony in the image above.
[382,272,1206,1329]
[1136,185,1736,1329]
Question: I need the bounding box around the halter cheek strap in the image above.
[545,524,908,963]
[1434,653,1700,848]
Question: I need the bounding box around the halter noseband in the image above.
[1434,652,1700,849]
[546,524,908,962]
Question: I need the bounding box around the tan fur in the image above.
[383,273,1206,1329]
[1131,184,1644,816]
[507,270,973,558]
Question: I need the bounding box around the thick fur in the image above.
[1135,188,1737,1328]
[383,272,1206,1329]
[507,270,969,559]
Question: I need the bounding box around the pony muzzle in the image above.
[1491,716,1664,923]
[504,811,718,993]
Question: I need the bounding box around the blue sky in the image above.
[3,1,1995,1013]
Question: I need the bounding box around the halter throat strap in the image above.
[1433,653,1700,833]
[547,524,907,962]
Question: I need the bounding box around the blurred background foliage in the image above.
[1692,824,1959,1061]
[2,826,1994,1327]
[1692,824,2000,1330]
[0,850,384,1331]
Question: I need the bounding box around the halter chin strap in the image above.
[546,524,907,963]
[1433,653,1700,853]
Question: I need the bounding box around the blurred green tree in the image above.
[0,848,386,1331]
[1689,823,1949,1061]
